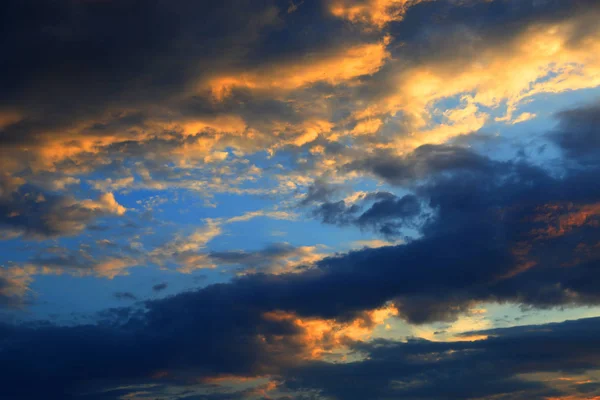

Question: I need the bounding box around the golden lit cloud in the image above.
[351,118,383,136]
[329,0,432,28]
[512,112,537,124]
[263,305,398,360]
[93,257,139,279]
[0,266,36,303]
[206,39,390,100]
[354,15,600,152]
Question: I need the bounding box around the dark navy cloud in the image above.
[312,192,422,236]
[2,299,599,399]
[152,282,168,292]
[113,292,137,301]
[345,144,495,186]
[550,101,600,164]
[287,317,600,400]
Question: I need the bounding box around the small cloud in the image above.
[511,112,537,124]
[152,283,168,292]
[114,292,137,301]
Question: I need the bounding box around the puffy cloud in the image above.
[345,0,600,152]
[0,266,35,307]
[0,177,127,239]
[2,0,599,204]
[312,191,422,236]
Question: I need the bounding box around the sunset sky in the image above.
[2,0,600,399]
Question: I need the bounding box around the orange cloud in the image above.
[263,305,398,359]
[93,257,139,279]
[354,14,600,152]
[351,118,383,135]
[178,115,247,137]
[0,109,22,129]
[329,0,431,28]
[531,202,600,240]
[0,266,36,303]
[206,38,390,100]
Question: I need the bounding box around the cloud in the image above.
[3,2,600,399]
[152,283,168,292]
[225,210,298,224]
[1,285,599,399]
[299,178,342,206]
[0,0,287,195]
[205,38,391,100]
[209,243,327,275]
[287,317,600,400]
[328,0,432,29]
[512,112,537,124]
[549,101,600,164]
[340,0,600,153]
[114,292,137,301]
[0,285,314,398]
[2,0,599,205]
[312,191,422,236]
[345,144,493,186]
[0,266,35,307]
[148,210,298,273]
[0,177,127,239]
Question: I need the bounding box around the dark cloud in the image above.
[312,200,360,226]
[299,178,341,206]
[0,178,125,238]
[0,289,304,399]
[356,192,421,235]
[113,292,137,301]
[288,317,600,400]
[345,144,494,186]
[302,140,600,323]
[312,192,422,236]
[0,0,373,178]
[152,282,168,292]
[0,0,281,112]
[383,0,600,68]
[208,242,312,273]
[2,291,599,399]
[549,101,600,164]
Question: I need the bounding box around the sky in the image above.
[2,0,600,399]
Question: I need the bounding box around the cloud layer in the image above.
[2,0,600,399]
